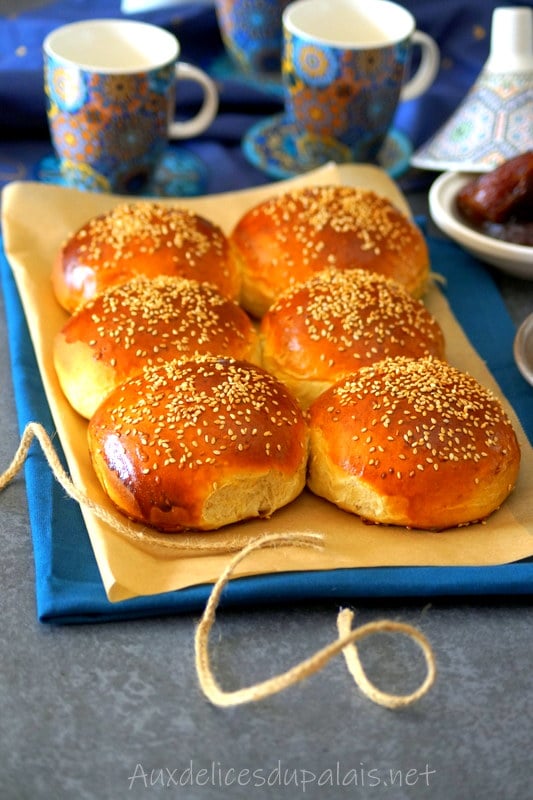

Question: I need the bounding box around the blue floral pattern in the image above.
[242,113,412,180]
[45,64,87,113]
[216,0,291,73]
[283,28,410,161]
[44,52,175,193]
[35,148,208,197]
[292,42,341,87]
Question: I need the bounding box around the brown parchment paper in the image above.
[2,163,532,602]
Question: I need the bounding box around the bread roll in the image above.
[260,267,445,408]
[52,201,241,312]
[307,357,521,530]
[230,185,430,317]
[54,275,260,419]
[87,356,309,532]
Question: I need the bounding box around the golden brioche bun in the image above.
[52,201,241,313]
[54,275,260,420]
[260,268,445,408]
[230,185,430,317]
[307,357,521,530]
[87,356,309,532]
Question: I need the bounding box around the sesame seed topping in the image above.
[263,268,443,383]
[93,356,306,476]
[251,186,417,255]
[313,356,518,477]
[240,185,427,278]
[62,275,256,374]
[69,202,224,268]
[61,200,240,306]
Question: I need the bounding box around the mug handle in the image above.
[400,31,440,102]
[168,62,219,139]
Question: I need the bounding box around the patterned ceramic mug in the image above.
[215,0,292,74]
[282,0,440,164]
[43,19,219,193]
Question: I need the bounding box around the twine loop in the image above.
[2,423,437,709]
[195,531,436,709]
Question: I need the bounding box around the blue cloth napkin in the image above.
[1,230,532,625]
[1,0,532,623]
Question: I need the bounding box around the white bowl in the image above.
[428,171,533,280]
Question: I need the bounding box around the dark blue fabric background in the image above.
[1,0,531,195]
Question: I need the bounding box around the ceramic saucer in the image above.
[242,114,412,180]
[34,147,209,197]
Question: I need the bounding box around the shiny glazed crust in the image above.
[260,268,445,408]
[53,275,261,419]
[87,357,309,532]
[307,357,521,530]
[52,201,242,312]
[230,185,430,317]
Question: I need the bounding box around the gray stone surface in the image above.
[1,228,533,800]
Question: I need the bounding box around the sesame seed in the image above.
[93,356,305,476]
[62,275,256,380]
[235,185,429,304]
[316,357,517,481]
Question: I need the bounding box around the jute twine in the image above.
[194,531,436,708]
[2,422,437,709]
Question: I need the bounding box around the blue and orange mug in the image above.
[282,0,440,165]
[43,19,219,193]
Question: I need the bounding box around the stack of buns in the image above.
[52,191,521,533]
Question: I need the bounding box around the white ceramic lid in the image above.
[411,7,533,172]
